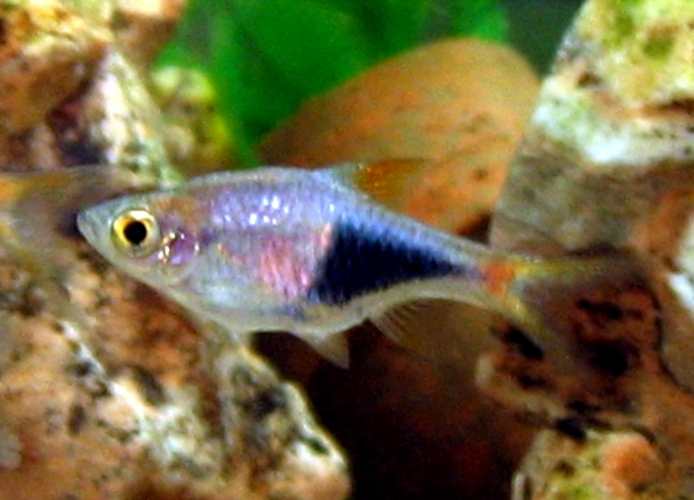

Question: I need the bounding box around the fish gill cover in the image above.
[154,0,508,166]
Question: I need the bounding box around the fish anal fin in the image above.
[328,159,434,211]
[305,333,350,368]
[372,300,499,362]
[371,300,440,355]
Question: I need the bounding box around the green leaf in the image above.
[447,0,508,41]
[233,0,371,96]
[325,0,434,58]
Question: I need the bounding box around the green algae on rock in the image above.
[578,0,694,107]
[152,66,236,176]
[491,0,694,252]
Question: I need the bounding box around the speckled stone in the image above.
[487,0,694,498]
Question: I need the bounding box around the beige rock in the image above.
[0,246,350,499]
[0,0,109,135]
[115,0,186,66]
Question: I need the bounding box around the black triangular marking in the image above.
[307,219,460,305]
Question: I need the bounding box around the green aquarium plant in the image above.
[155,0,508,166]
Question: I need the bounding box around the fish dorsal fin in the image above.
[326,159,433,211]
[371,300,439,355]
[305,333,350,368]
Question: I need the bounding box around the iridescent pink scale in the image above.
[161,229,199,267]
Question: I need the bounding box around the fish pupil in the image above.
[123,220,148,246]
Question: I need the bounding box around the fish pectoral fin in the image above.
[305,333,350,368]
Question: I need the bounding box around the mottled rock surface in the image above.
[487,0,694,498]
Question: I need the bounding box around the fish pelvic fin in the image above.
[305,333,350,368]
[323,159,434,212]
[371,300,441,355]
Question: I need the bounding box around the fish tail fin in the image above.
[499,252,651,372]
[321,159,434,212]
[0,166,146,274]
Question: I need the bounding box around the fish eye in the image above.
[111,209,160,257]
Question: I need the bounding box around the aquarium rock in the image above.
[488,0,694,498]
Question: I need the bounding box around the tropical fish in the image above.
[76,162,646,367]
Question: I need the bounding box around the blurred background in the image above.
[156,0,583,168]
[503,0,582,71]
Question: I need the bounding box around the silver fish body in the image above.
[77,164,644,365]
